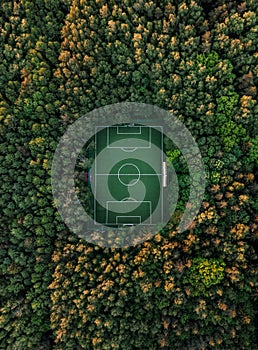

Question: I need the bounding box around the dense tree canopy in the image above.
[0,1,257,349]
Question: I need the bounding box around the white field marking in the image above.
[117,126,141,134]
[106,200,152,224]
[118,163,140,186]
[107,126,151,148]
[94,125,164,224]
[121,197,137,201]
[116,216,142,224]
[121,147,138,152]
[95,173,163,176]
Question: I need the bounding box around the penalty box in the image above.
[106,201,152,225]
[95,125,163,150]
[107,126,151,149]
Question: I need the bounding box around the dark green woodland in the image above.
[0,1,257,349]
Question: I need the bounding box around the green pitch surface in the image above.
[92,125,164,226]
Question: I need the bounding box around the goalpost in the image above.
[162,161,167,188]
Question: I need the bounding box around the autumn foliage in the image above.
[0,0,257,349]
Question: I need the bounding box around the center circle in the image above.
[118,163,140,186]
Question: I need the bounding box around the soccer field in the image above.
[91,125,166,226]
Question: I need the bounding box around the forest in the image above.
[0,0,258,349]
